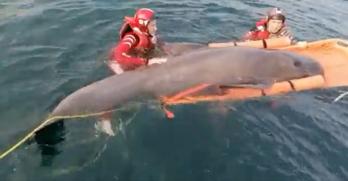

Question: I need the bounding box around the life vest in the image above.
[254,19,270,39]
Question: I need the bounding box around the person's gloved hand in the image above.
[108,61,124,74]
[147,57,168,65]
[206,41,212,45]
[141,58,149,66]
[296,41,307,47]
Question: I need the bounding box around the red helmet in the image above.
[266,8,286,22]
[133,8,157,33]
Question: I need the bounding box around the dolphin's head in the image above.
[269,51,324,82]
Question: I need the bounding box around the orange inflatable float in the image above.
[160,38,348,116]
[208,37,292,49]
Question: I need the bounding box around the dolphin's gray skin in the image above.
[161,42,207,56]
[49,46,323,118]
[147,42,206,59]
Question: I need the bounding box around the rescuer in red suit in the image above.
[97,8,161,136]
[108,8,160,74]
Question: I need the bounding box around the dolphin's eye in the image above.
[294,61,301,67]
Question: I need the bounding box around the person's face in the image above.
[267,19,283,33]
[147,20,157,36]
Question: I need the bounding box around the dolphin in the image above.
[49,46,323,119]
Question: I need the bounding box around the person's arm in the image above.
[242,27,258,41]
[112,34,148,66]
[242,21,268,41]
[279,27,306,46]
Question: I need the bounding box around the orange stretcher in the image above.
[208,37,292,49]
[160,38,348,117]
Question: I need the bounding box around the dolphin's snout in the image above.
[303,61,324,77]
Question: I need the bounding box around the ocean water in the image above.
[0,0,348,180]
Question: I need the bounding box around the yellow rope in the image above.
[0,108,121,160]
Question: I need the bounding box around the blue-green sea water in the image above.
[0,0,348,180]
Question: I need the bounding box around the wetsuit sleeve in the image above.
[112,34,147,66]
[243,28,258,41]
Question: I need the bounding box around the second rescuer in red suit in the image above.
[242,7,306,46]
